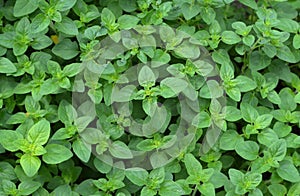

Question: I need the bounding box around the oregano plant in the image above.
[0,0,299,195]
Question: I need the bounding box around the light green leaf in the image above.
[13,0,39,17]
[276,160,300,182]
[235,141,259,161]
[181,3,200,20]
[138,66,156,87]
[42,144,73,164]
[235,76,257,92]
[20,154,41,177]
[268,139,287,162]
[109,141,133,159]
[55,17,78,36]
[161,77,188,95]
[52,39,80,60]
[221,31,241,44]
[72,139,91,163]
[293,34,300,49]
[18,180,41,195]
[239,0,258,9]
[0,57,17,74]
[0,130,23,152]
[125,168,148,186]
[240,102,259,123]
[184,153,202,176]
[117,15,139,29]
[58,100,77,124]
[254,114,273,129]
[276,46,297,63]
[26,119,50,146]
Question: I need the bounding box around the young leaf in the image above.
[20,154,41,177]
[138,66,156,87]
[26,119,50,146]
[184,153,202,176]
[221,31,241,44]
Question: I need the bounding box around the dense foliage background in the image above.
[0,0,300,195]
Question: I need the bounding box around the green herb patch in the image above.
[0,0,300,195]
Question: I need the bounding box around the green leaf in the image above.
[42,144,73,164]
[26,119,50,146]
[0,130,23,152]
[138,66,156,87]
[58,100,77,124]
[268,139,287,162]
[198,182,215,196]
[18,180,41,195]
[117,15,139,29]
[226,87,241,102]
[13,0,39,17]
[2,180,17,194]
[125,168,148,186]
[221,31,241,44]
[276,46,297,63]
[200,6,216,25]
[239,0,258,9]
[109,141,133,159]
[161,77,188,95]
[229,169,244,185]
[141,187,156,196]
[220,130,243,150]
[181,3,200,20]
[55,17,78,36]
[275,18,299,33]
[243,35,255,47]
[240,102,259,123]
[184,153,202,177]
[119,0,137,12]
[0,162,16,181]
[192,111,211,128]
[20,154,41,177]
[293,34,300,49]
[0,57,17,74]
[55,0,76,11]
[52,39,80,60]
[193,60,214,76]
[225,106,242,122]
[173,40,200,59]
[235,141,259,161]
[254,114,273,129]
[257,129,278,146]
[30,13,51,33]
[151,49,171,68]
[159,181,185,196]
[276,160,300,182]
[249,51,271,71]
[72,139,91,163]
[101,8,116,26]
[268,184,287,196]
[63,63,83,77]
[234,76,257,92]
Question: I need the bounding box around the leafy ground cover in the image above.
[0,0,300,195]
